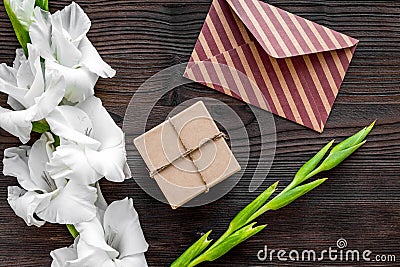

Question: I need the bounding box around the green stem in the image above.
[206,227,232,251]
[303,167,322,181]
[35,0,49,11]
[188,256,205,267]
[66,224,79,239]
[246,207,271,225]
[174,123,374,267]
[180,227,233,267]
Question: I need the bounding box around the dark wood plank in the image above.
[0,0,399,266]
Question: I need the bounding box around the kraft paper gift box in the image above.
[134,101,241,209]
[184,0,359,133]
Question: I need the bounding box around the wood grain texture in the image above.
[0,0,399,266]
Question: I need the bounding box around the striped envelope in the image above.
[184,0,359,132]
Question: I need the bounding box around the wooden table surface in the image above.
[0,0,399,266]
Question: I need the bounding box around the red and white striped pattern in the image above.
[184,0,358,132]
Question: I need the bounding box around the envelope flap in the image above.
[226,0,359,58]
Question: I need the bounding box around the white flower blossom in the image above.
[46,95,131,185]
[29,2,116,103]
[5,0,35,29]
[0,44,65,143]
[51,198,148,267]
[2,2,146,266]
[4,133,97,226]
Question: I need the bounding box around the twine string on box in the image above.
[149,117,227,193]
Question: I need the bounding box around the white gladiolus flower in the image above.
[51,198,149,267]
[5,0,35,29]
[0,45,65,143]
[29,2,116,103]
[46,95,131,185]
[4,133,97,226]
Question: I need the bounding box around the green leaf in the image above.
[35,0,48,11]
[314,141,366,173]
[330,121,375,154]
[32,121,61,147]
[171,123,375,267]
[264,178,327,211]
[291,140,334,187]
[32,120,50,133]
[229,182,278,231]
[52,133,60,147]
[4,0,31,54]
[171,231,213,267]
[304,122,374,179]
[188,223,266,266]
